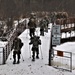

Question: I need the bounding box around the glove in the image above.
[29,42,32,45]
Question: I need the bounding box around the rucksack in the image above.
[19,42,23,49]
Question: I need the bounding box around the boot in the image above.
[13,59,16,64]
[32,58,35,61]
[36,55,39,59]
[32,55,35,61]
[17,59,20,64]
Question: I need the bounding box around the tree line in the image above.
[0,0,75,20]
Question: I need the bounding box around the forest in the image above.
[0,0,75,19]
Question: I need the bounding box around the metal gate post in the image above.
[70,52,72,72]
[49,25,53,66]
[3,48,5,64]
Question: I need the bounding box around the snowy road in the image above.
[0,24,75,75]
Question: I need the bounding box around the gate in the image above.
[0,47,4,64]
[51,50,72,72]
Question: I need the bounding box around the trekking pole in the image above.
[39,45,43,59]
[21,54,24,61]
[29,45,31,58]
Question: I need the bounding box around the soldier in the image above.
[44,16,49,28]
[29,35,41,61]
[12,33,23,64]
[39,19,46,36]
[28,18,36,38]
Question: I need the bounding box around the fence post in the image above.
[49,25,53,66]
[70,52,72,72]
[3,48,5,64]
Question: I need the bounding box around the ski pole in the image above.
[39,45,43,59]
[29,45,31,58]
[21,54,24,61]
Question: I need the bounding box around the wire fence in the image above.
[0,19,27,65]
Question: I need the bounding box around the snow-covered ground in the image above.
[0,23,75,75]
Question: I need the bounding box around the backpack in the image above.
[19,42,23,49]
[13,38,23,49]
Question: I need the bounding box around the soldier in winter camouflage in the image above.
[29,35,41,61]
[28,18,36,38]
[12,33,23,64]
